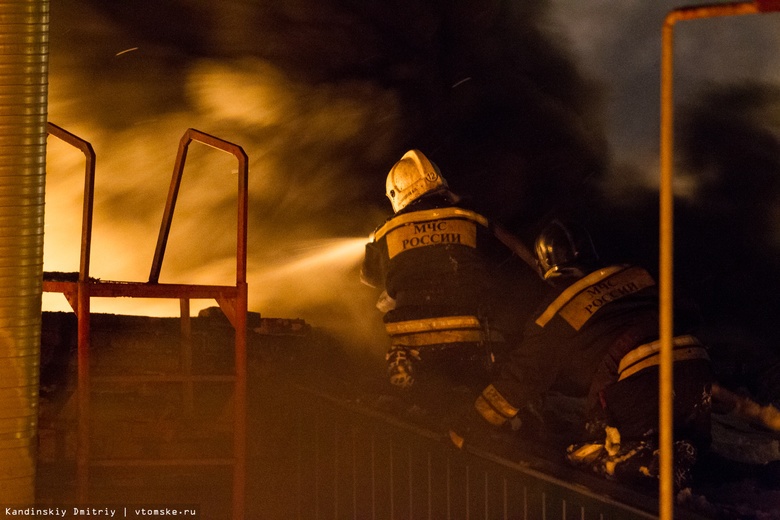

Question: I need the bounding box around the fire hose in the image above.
[490,223,538,272]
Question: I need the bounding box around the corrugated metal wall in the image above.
[0,0,49,503]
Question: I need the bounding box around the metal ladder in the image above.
[43,123,249,519]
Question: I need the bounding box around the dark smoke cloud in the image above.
[46,0,609,349]
[546,2,780,354]
[577,82,780,356]
[676,83,780,338]
[47,0,780,354]
[73,0,609,232]
[549,1,780,177]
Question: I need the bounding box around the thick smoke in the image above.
[676,83,780,344]
[549,0,780,176]
[45,0,608,351]
[46,0,780,357]
[547,2,780,357]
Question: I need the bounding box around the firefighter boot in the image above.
[567,426,621,471]
[608,438,697,491]
[569,433,698,491]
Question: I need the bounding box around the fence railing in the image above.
[246,377,709,520]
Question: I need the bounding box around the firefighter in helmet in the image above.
[450,219,713,491]
[361,150,513,393]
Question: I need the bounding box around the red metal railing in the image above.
[43,125,249,519]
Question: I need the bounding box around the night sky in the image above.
[44,0,780,357]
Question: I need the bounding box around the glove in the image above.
[375,290,396,312]
[386,346,419,389]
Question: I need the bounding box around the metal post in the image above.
[45,122,97,502]
[659,2,777,518]
[76,279,90,502]
[180,298,194,411]
[233,282,248,520]
[659,15,676,519]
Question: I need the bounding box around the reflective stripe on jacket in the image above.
[487,265,666,415]
[362,193,507,313]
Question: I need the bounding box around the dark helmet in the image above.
[534,219,599,282]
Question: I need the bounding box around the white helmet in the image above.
[385,149,447,213]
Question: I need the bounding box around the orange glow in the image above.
[42,136,380,345]
[44,50,399,351]
[44,133,366,306]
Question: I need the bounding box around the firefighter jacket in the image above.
[361,190,511,323]
[474,264,709,428]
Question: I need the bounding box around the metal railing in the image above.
[43,126,249,519]
[247,378,711,520]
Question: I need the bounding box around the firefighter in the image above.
[360,149,513,394]
[449,219,713,491]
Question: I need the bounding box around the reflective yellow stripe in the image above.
[386,218,477,259]
[617,335,709,381]
[557,267,655,330]
[535,266,627,327]
[475,384,519,427]
[567,443,606,464]
[449,430,466,449]
[475,395,509,426]
[385,315,482,335]
[373,207,489,241]
[386,316,505,346]
[389,329,485,347]
[618,335,699,372]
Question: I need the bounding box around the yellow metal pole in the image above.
[659,15,675,519]
[659,3,768,518]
